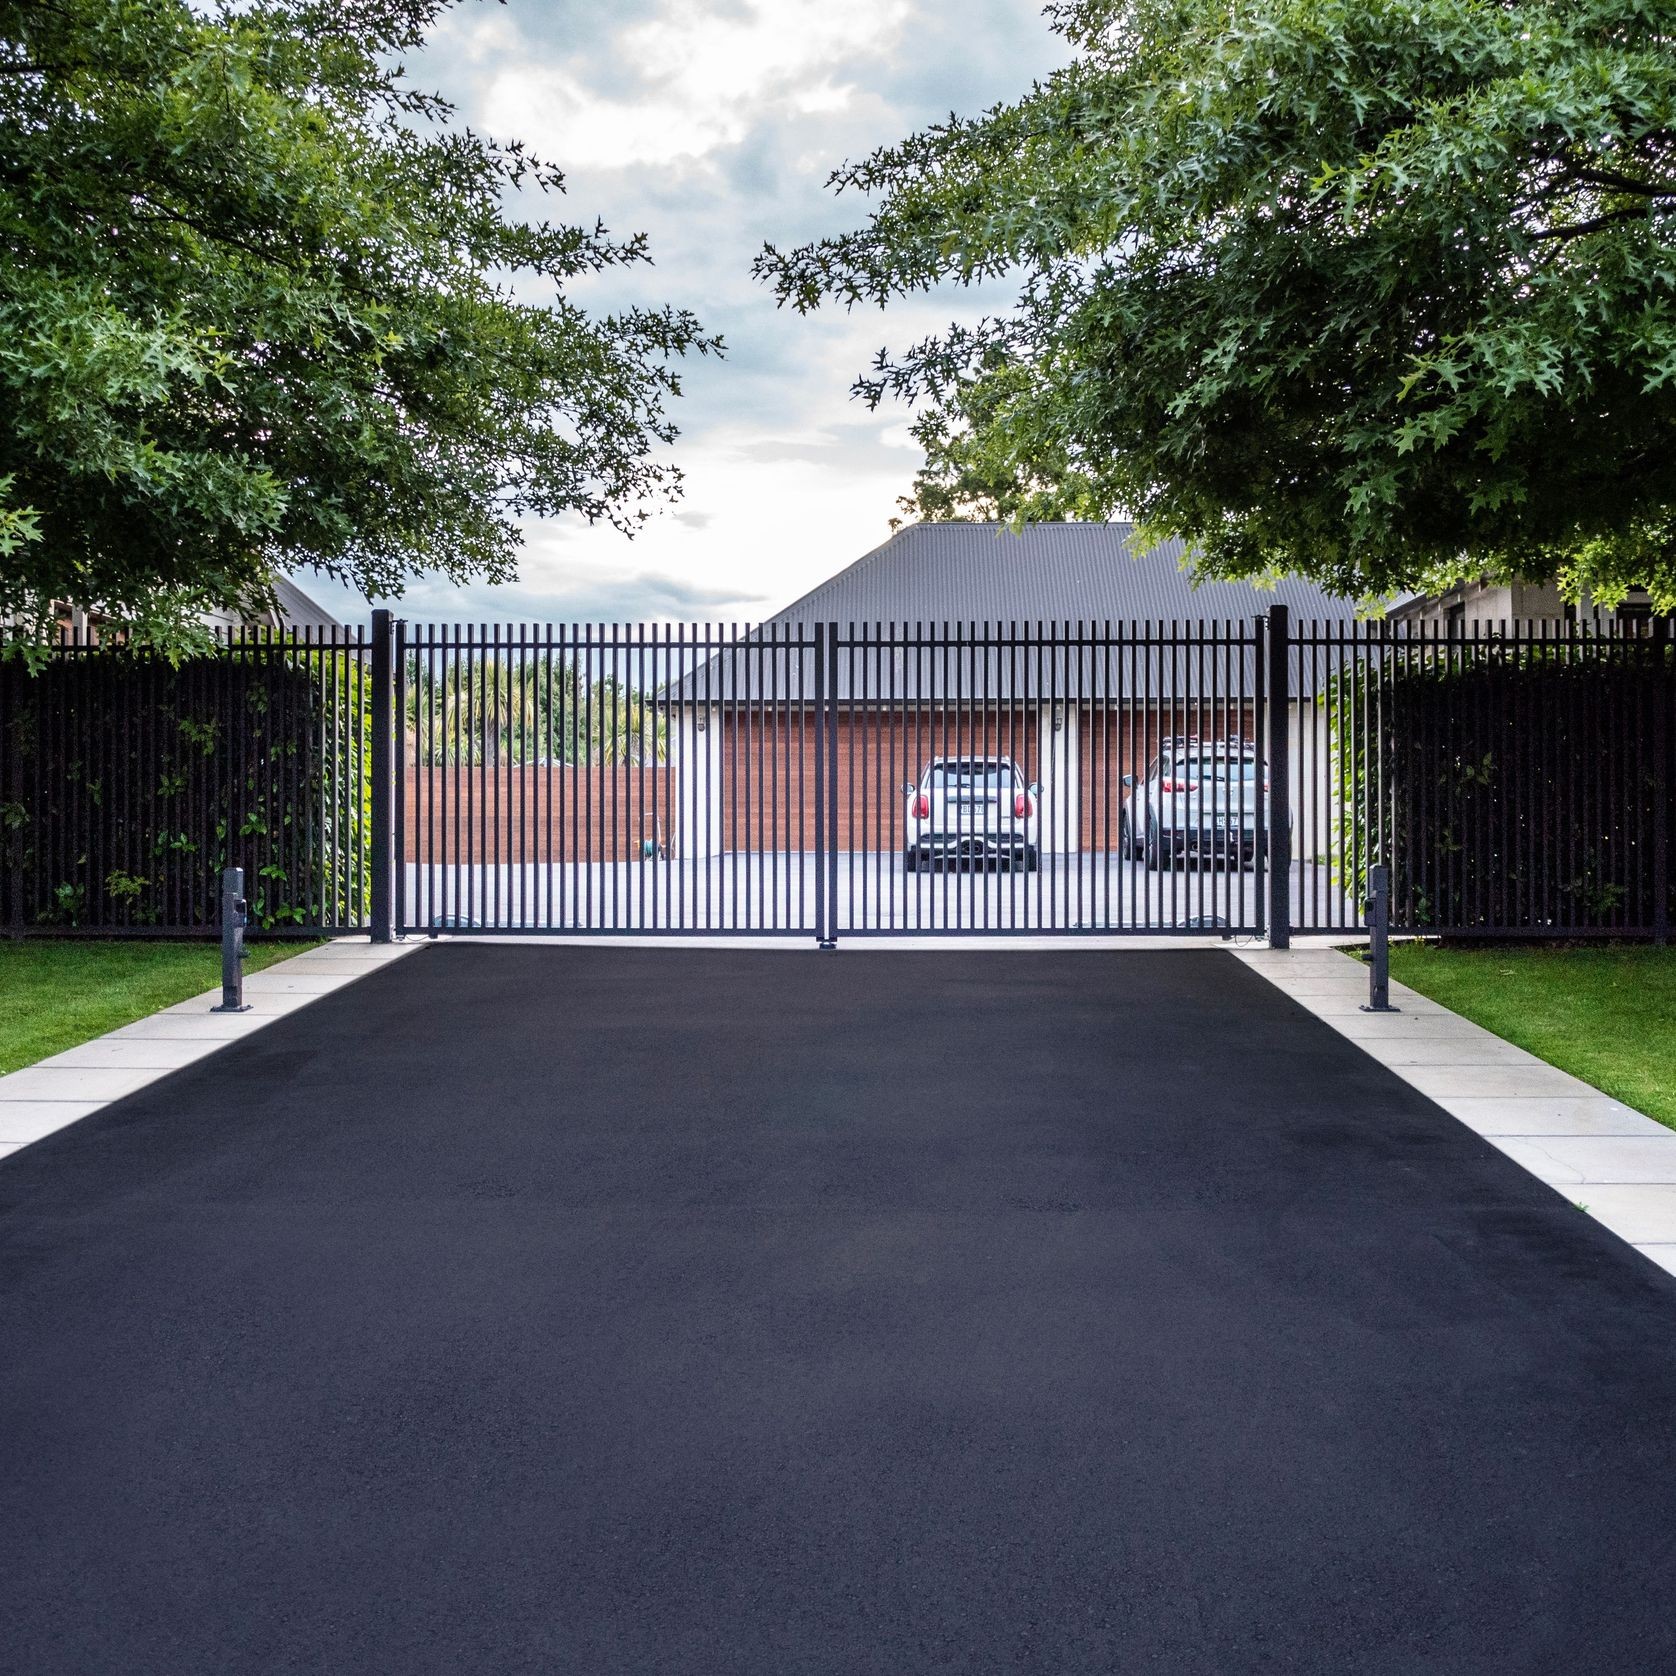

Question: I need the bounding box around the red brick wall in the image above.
[403,765,677,863]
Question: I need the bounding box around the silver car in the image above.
[1121,739,1262,869]
[904,756,1038,871]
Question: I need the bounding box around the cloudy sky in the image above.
[302,0,1067,628]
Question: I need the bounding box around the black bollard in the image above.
[1360,862,1399,1014]
[211,867,251,1013]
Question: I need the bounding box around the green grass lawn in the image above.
[1386,943,1676,1130]
[0,940,320,1075]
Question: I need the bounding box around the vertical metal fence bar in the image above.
[517,623,529,933]
[794,625,805,935]
[1165,622,1178,933]
[542,623,554,932]
[813,617,827,947]
[1266,603,1290,947]
[612,626,623,932]
[1079,623,1092,931]
[826,622,840,945]
[450,624,462,932]
[844,624,856,933]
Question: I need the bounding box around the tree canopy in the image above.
[758,0,1676,608]
[0,0,720,652]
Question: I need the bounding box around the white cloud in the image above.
[342,0,1072,630]
[481,0,912,171]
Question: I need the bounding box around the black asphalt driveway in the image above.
[5,946,1676,1674]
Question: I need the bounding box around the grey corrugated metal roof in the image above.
[666,522,1358,704]
[273,574,344,632]
[763,521,1360,630]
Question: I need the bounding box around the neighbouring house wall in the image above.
[1390,577,1621,629]
[402,765,677,863]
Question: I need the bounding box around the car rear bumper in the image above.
[1166,826,1258,861]
[911,832,1031,862]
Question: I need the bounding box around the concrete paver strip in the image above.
[1433,1095,1666,1137]
[0,1066,168,1102]
[1237,945,1676,1268]
[32,1039,230,1072]
[0,1102,109,1145]
[1396,1062,1602,1099]
[0,937,423,1162]
[1491,1136,1676,1185]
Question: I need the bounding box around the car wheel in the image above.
[1119,813,1132,857]
[1024,845,1039,873]
[1144,817,1162,870]
[904,847,918,873]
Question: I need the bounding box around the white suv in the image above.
[904,756,1038,871]
[1121,739,1262,869]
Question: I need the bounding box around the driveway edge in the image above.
[0,938,423,1163]
[1234,946,1676,1278]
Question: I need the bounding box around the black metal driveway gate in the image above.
[379,612,1284,942]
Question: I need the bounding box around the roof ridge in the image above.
[762,524,909,625]
[764,519,1147,627]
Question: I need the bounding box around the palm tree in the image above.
[405,654,665,765]
[584,675,666,765]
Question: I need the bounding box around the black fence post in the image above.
[211,866,250,1012]
[370,608,394,943]
[1266,602,1291,948]
[1654,615,1670,946]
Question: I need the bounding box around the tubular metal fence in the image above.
[1,626,372,936]
[3,610,1669,944]
[1291,616,1673,941]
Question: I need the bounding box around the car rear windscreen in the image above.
[931,764,1016,788]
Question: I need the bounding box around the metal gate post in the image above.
[369,608,394,943]
[1266,603,1291,948]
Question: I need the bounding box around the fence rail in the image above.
[3,611,1669,944]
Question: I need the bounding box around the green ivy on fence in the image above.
[1,643,372,933]
[1325,639,1673,934]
